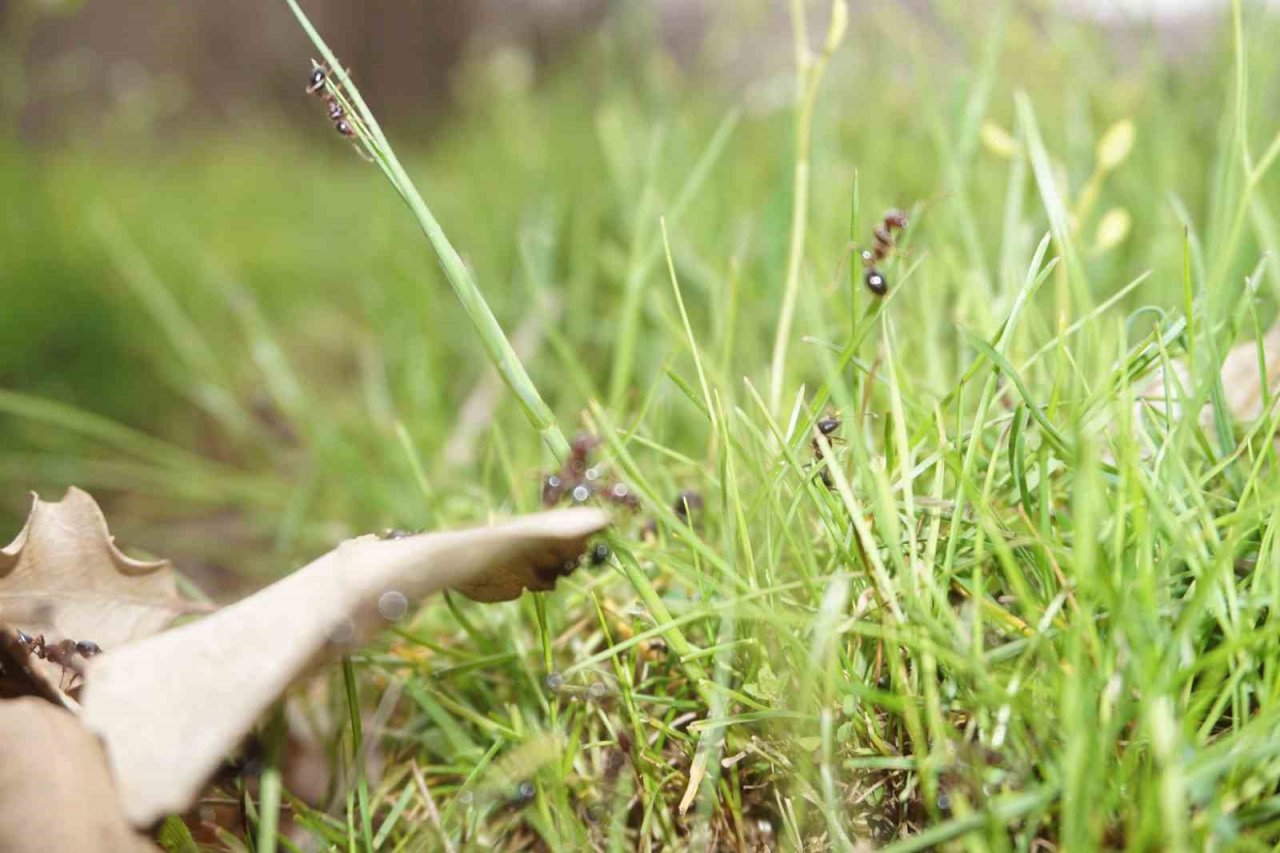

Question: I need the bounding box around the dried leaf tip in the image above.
[0,487,201,653]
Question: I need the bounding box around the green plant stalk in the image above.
[768,0,848,418]
[283,0,569,462]
[342,658,375,851]
[255,708,285,853]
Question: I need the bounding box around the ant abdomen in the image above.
[864,268,888,295]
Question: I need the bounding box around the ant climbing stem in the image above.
[305,61,373,157]
[811,413,844,489]
[828,205,916,300]
[860,209,909,296]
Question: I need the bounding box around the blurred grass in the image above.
[6,0,1280,847]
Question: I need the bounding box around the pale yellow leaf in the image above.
[81,507,610,826]
[679,743,709,816]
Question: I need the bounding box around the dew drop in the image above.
[378,590,409,621]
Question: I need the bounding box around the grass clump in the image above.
[8,0,1280,849]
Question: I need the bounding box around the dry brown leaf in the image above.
[1135,323,1280,428]
[0,698,158,853]
[1218,323,1280,421]
[0,487,204,652]
[81,507,610,826]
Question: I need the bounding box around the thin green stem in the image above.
[768,0,848,418]
[342,658,375,851]
[282,0,569,461]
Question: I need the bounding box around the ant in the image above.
[811,414,843,489]
[640,489,704,539]
[14,629,101,689]
[860,209,909,296]
[672,490,703,524]
[540,433,640,511]
[306,62,357,139]
[534,539,611,584]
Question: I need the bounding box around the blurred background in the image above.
[1,0,1275,594]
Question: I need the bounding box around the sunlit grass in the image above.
[6,0,1280,849]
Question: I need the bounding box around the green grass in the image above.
[8,0,1280,848]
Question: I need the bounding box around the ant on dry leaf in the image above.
[13,629,101,689]
[531,537,612,587]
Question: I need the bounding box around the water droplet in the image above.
[588,682,608,700]
[544,671,564,692]
[378,590,409,621]
[571,485,591,502]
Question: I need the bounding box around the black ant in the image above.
[860,209,909,296]
[540,433,639,511]
[811,414,843,489]
[531,540,610,588]
[672,490,703,523]
[307,62,358,139]
[640,488,704,539]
